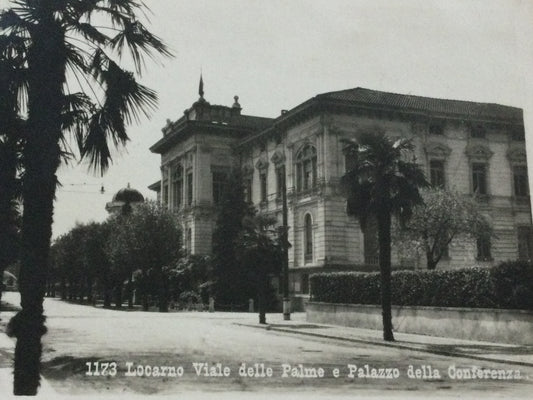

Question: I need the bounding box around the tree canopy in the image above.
[393,188,493,270]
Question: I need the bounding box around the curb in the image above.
[235,323,533,368]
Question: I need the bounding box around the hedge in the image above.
[310,261,533,310]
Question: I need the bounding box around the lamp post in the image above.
[281,167,290,320]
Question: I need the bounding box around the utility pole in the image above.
[281,166,291,320]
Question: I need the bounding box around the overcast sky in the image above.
[1,0,532,238]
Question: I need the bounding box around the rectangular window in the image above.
[302,159,316,190]
[429,123,444,136]
[162,184,169,207]
[260,172,268,202]
[518,226,533,261]
[472,163,487,195]
[187,172,193,205]
[512,127,525,142]
[476,237,491,261]
[243,177,252,203]
[296,145,317,192]
[172,182,182,209]
[304,159,312,190]
[296,163,303,192]
[430,160,445,188]
[172,168,183,210]
[513,166,529,197]
[276,166,285,199]
[212,170,229,205]
[471,124,486,139]
[344,153,357,173]
[304,214,313,263]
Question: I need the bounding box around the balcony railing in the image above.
[364,254,379,265]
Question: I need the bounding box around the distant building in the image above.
[105,184,145,214]
[150,80,532,303]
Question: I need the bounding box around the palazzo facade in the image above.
[150,86,532,303]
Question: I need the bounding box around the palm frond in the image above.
[67,21,109,46]
[340,127,428,227]
[106,0,142,15]
[61,92,95,148]
[64,41,91,76]
[100,59,157,124]
[81,108,113,173]
[109,19,172,74]
[0,8,32,34]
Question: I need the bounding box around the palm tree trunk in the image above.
[8,13,66,394]
[377,211,395,342]
[10,138,59,394]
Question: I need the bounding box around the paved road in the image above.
[1,292,533,398]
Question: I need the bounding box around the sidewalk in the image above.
[236,313,533,367]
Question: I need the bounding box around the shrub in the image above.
[310,261,533,310]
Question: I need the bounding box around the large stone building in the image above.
[150,83,532,301]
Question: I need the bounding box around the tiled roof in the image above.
[232,114,273,131]
[318,87,522,121]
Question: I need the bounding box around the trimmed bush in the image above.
[310,261,533,310]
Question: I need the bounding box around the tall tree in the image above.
[236,213,282,324]
[212,170,256,308]
[393,188,493,270]
[341,129,427,341]
[1,1,170,394]
[107,201,182,312]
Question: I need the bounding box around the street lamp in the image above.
[281,166,291,320]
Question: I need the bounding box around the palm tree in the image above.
[341,128,427,341]
[0,0,170,394]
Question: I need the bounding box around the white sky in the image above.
[1,0,532,238]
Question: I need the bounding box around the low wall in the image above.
[306,302,533,345]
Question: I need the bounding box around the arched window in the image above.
[296,145,317,192]
[304,214,313,263]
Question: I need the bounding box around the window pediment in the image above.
[242,164,254,176]
[465,144,493,161]
[425,142,451,159]
[507,146,527,164]
[255,158,269,171]
[270,150,285,165]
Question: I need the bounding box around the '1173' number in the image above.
[85,361,117,377]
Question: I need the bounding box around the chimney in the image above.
[232,95,242,115]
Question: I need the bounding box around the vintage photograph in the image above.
[1,0,533,398]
